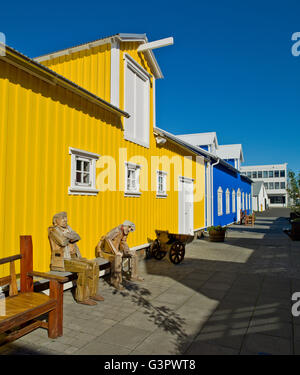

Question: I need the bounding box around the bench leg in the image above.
[48,280,64,338]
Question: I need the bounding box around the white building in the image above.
[176,132,244,170]
[252,181,268,212]
[241,163,288,207]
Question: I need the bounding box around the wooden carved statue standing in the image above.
[96,221,144,290]
[48,212,104,306]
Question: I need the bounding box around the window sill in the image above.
[68,187,99,196]
[156,194,168,199]
[124,134,149,149]
[124,191,142,197]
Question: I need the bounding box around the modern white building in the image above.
[241,163,288,207]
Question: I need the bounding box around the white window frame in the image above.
[125,162,141,197]
[156,170,167,198]
[232,189,236,213]
[217,186,223,216]
[226,188,230,214]
[123,54,151,148]
[68,147,100,196]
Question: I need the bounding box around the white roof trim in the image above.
[34,33,163,79]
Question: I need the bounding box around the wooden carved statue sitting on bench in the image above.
[48,211,104,306]
[96,221,144,290]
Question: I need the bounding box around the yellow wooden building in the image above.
[0,34,206,276]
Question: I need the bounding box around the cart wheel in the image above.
[151,239,166,260]
[169,241,185,264]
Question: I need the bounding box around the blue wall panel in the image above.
[212,163,252,227]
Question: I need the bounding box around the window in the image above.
[157,171,167,197]
[270,196,286,204]
[252,172,257,179]
[280,170,285,178]
[269,171,273,178]
[269,182,274,189]
[68,147,99,196]
[257,171,262,179]
[226,188,230,214]
[125,162,141,196]
[264,182,268,189]
[124,54,150,148]
[218,187,223,216]
[247,172,251,178]
[242,192,245,210]
[281,182,286,189]
[275,182,279,189]
[232,190,236,213]
[263,171,268,178]
[274,171,279,178]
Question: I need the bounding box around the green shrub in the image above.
[207,225,227,232]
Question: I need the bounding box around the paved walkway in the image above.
[1,209,300,355]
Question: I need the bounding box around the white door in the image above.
[178,177,194,235]
[237,189,241,222]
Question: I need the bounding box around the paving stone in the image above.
[184,341,238,355]
[240,333,292,355]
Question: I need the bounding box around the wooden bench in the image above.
[245,213,255,226]
[240,209,246,224]
[0,236,68,346]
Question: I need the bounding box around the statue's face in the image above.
[123,225,131,235]
[56,215,68,228]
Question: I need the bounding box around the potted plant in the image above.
[207,225,227,242]
[291,218,300,240]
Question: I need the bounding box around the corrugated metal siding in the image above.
[0,43,205,278]
[41,43,111,102]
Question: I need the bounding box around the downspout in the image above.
[211,158,220,226]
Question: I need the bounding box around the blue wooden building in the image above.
[177,132,252,228]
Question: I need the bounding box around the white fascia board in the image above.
[118,34,163,79]
[34,37,112,63]
[110,39,120,107]
[137,37,174,52]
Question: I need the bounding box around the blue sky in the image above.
[1,0,299,172]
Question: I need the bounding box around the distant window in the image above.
[263,171,268,178]
[125,162,141,196]
[247,172,251,178]
[157,171,167,197]
[269,182,274,190]
[257,171,262,178]
[281,182,286,189]
[275,182,279,189]
[269,171,274,178]
[274,171,279,178]
[68,147,99,196]
[218,187,223,216]
[270,196,286,204]
[264,182,268,189]
[232,190,236,213]
[252,172,257,179]
[280,170,285,178]
[226,189,230,214]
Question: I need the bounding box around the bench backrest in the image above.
[0,236,34,296]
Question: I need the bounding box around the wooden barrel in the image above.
[209,229,226,242]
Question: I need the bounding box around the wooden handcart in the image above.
[149,230,194,265]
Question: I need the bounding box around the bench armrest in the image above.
[27,271,68,283]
